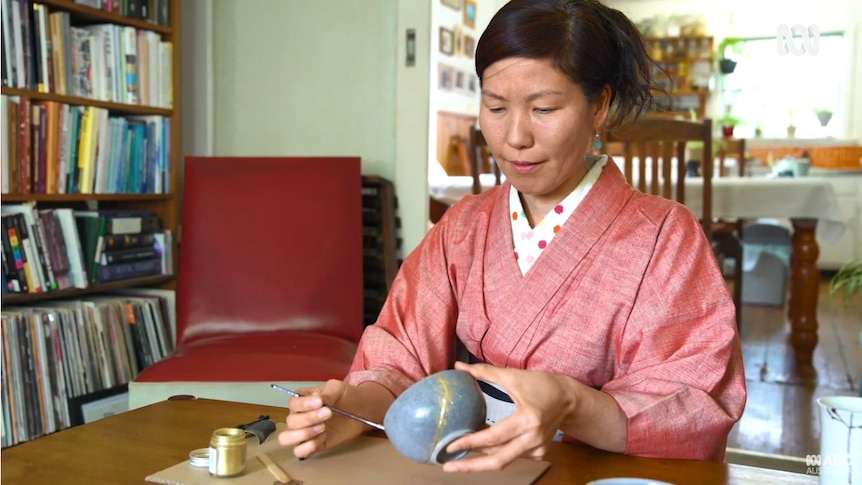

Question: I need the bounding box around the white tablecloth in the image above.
[428,173,504,205]
[607,156,847,243]
[683,176,847,244]
[428,156,847,244]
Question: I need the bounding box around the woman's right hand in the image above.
[277,379,368,459]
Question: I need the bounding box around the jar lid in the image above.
[188,448,210,468]
[210,427,247,445]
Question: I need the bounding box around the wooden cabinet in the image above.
[644,36,714,119]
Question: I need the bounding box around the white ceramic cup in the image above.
[816,396,862,485]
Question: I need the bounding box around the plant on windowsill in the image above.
[718,115,741,138]
[814,108,834,127]
[717,37,743,74]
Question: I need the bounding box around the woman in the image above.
[279,0,746,472]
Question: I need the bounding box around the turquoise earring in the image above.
[592,131,603,151]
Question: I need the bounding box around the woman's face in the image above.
[479,57,608,210]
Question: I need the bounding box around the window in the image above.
[719,33,847,139]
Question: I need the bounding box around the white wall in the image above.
[212,1,398,178]
[208,0,440,253]
[202,0,513,255]
[606,0,862,140]
[395,0,433,253]
[180,0,213,160]
[427,0,509,168]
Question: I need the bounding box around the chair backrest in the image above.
[468,127,502,195]
[362,175,401,326]
[716,138,747,177]
[177,157,365,345]
[605,118,713,239]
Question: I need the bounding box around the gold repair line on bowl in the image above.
[433,375,453,451]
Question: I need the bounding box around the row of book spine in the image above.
[1,203,173,295]
[1,95,171,195]
[73,0,171,27]
[2,0,174,108]
[1,289,175,447]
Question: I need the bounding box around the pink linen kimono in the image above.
[345,161,747,462]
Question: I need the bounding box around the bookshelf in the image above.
[1,0,180,291]
[645,36,714,119]
[0,0,180,447]
[2,274,173,304]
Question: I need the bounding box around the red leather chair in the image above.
[129,157,364,408]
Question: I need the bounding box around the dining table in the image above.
[0,397,820,484]
[682,175,847,375]
[432,155,849,377]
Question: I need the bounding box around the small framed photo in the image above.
[468,74,479,95]
[455,70,466,92]
[68,385,129,426]
[453,25,464,56]
[439,27,454,55]
[464,35,476,58]
[441,0,461,11]
[463,0,477,29]
[439,63,455,91]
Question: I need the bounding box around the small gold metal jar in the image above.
[208,427,247,477]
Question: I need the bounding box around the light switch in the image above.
[406,29,416,67]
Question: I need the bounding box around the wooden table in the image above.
[684,176,847,376]
[1,398,817,484]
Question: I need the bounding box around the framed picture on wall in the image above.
[453,25,464,56]
[463,0,477,29]
[439,27,454,55]
[468,74,478,95]
[455,70,466,92]
[439,63,455,91]
[441,0,461,11]
[464,35,476,58]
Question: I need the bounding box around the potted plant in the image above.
[786,109,797,138]
[717,37,743,74]
[830,243,862,322]
[754,122,763,138]
[718,115,741,138]
[829,242,862,397]
[815,108,834,127]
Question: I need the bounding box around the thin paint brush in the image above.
[271,384,385,431]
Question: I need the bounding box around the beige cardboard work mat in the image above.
[147,423,551,484]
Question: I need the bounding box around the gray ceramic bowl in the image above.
[383,369,486,465]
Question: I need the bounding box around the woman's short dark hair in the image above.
[475,0,659,130]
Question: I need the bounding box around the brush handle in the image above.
[257,453,291,483]
[270,384,385,431]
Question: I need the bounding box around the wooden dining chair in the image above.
[605,119,746,330]
[716,138,747,178]
[428,127,502,225]
[468,127,502,195]
[605,118,714,240]
[713,138,748,328]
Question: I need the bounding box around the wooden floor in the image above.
[727,275,861,458]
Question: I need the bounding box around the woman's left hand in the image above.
[442,361,577,472]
